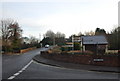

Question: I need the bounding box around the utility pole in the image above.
[53,34,55,46]
[39,33,42,47]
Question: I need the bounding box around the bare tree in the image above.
[29,36,39,44]
[0,19,14,46]
[55,32,65,38]
[42,30,66,46]
[84,30,95,36]
[78,32,83,36]
[0,19,22,52]
[45,30,55,38]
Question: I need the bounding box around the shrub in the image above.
[74,42,81,50]
[67,50,93,55]
[61,47,68,51]
[48,46,62,53]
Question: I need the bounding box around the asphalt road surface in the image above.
[2,47,119,80]
[2,47,48,79]
[14,61,119,79]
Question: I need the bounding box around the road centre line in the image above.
[18,70,23,73]
[8,76,15,80]
[13,73,20,76]
[8,60,33,80]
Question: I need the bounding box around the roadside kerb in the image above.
[33,54,120,73]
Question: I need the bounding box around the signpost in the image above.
[93,59,104,62]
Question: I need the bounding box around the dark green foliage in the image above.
[55,37,66,46]
[68,47,73,51]
[41,37,53,46]
[42,30,66,46]
[107,27,120,50]
[2,46,12,52]
[10,22,22,52]
[67,36,72,42]
[1,19,22,53]
[95,28,106,35]
[61,47,67,51]
[61,47,72,51]
[74,42,80,50]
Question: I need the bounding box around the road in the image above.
[14,61,119,79]
[2,47,119,80]
[2,47,48,79]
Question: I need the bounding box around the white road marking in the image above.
[21,68,26,71]
[8,76,15,80]
[8,60,33,80]
[14,73,20,76]
[18,70,22,73]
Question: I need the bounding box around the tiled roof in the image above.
[81,35,108,44]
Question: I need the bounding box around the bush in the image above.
[67,50,93,55]
[61,47,68,51]
[61,46,73,51]
[48,46,62,53]
[2,46,13,53]
[12,48,20,53]
[82,50,93,55]
[74,42,80,50]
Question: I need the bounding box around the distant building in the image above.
[63,35,108,54]
[22,37,30,44]
[72,36,81,43]
[81,35,108,54]
[62,36,81,51]
[61,42,73,48]
[61,42,73,51]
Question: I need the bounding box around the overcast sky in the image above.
[1,0,119,39]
